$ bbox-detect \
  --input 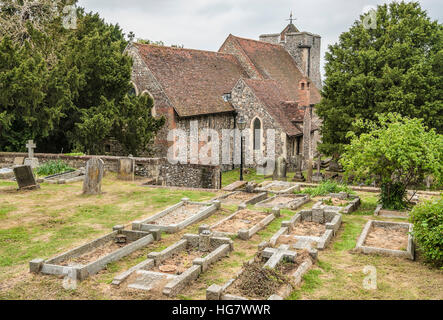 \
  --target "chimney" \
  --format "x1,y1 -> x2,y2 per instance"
297,78 -> 311,107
